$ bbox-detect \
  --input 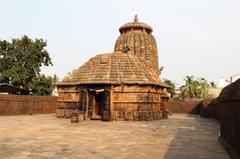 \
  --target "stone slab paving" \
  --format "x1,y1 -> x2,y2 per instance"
0,114 -> 230,159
